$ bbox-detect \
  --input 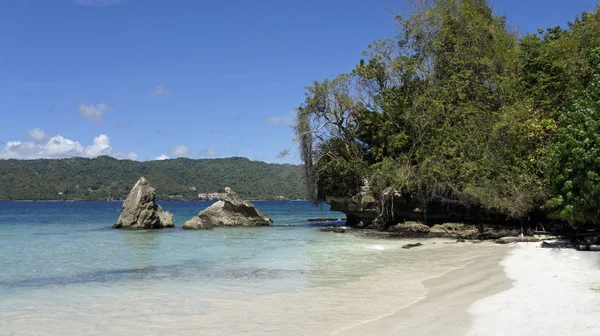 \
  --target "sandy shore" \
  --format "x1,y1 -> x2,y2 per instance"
338,242 -> 600,336
468,243 -> 600,336
336,247 -> 510,336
